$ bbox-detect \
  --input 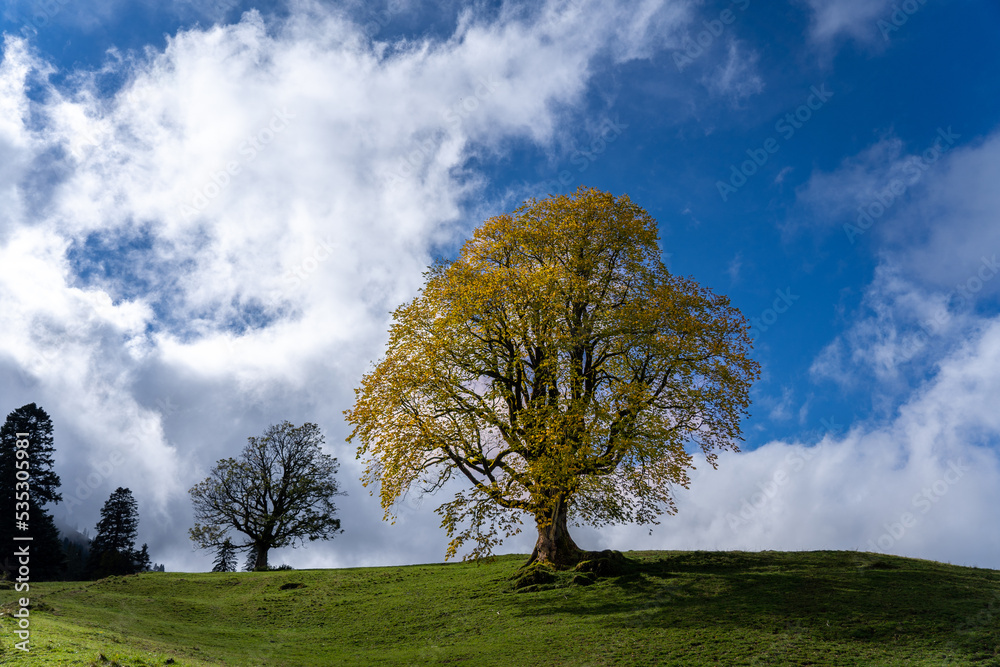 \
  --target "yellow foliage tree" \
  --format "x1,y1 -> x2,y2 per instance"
346,187 -> 759,568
